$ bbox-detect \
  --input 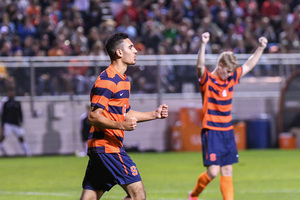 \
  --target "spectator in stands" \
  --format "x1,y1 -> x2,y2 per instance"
0,41 -> 12,57
0,0 -> 300,95
22,35 -> 34,56
11,35 -> 22,55
261,0 -> 282,24
117,14 -> 137,39
0,62 -> 9,95
2,12 -> 16,34
109,0 -> 124,17
210,0 -> 227,23
255,16 -> 277,43
98,19 -> 116,42
71,26 -> 88,51
279,24 -> 300,53
26,0 -> 41,26
190,0 -> 210,30
0,26 -> 11,47
89,40 -> 106,57
84,1 -> 103,33
115,0 -> 138,26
